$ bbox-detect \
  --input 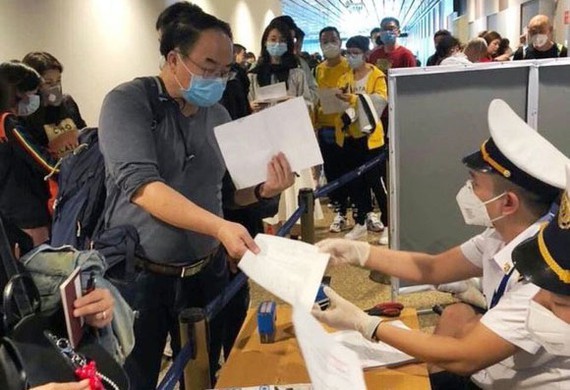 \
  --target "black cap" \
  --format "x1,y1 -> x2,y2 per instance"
513,191 -> 570,296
